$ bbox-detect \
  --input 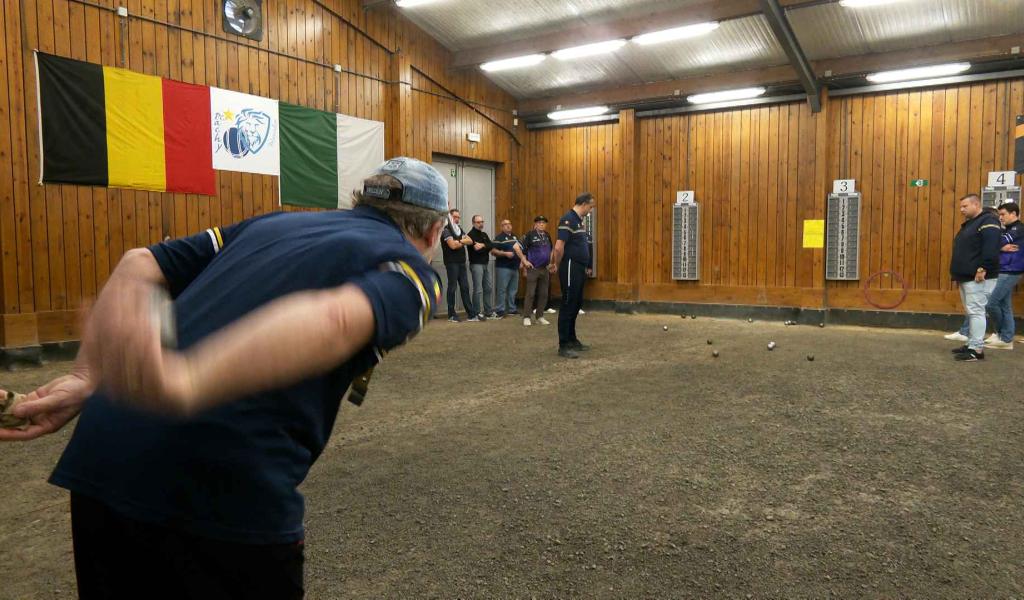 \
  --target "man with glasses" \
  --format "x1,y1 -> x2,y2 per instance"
467,215 -> 498,320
